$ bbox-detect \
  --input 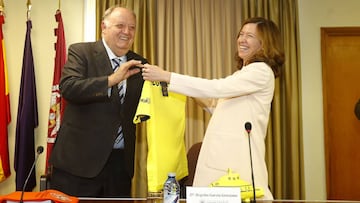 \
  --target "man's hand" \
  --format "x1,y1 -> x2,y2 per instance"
108,60 -> 142,87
